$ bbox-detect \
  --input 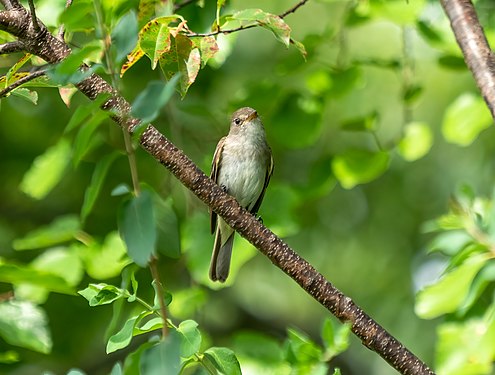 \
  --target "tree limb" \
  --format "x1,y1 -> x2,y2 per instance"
440,0 -> 495,120
0,70 -> 45,98
0,3 -> 435,375
0,40 -> 23,54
